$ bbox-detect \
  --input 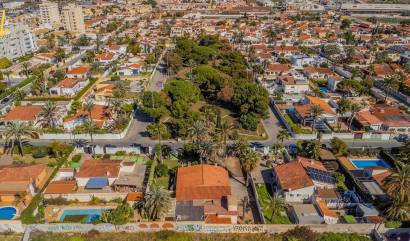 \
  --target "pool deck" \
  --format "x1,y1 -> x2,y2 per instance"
337,157 -> 356,171
45,205 -> 117,223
